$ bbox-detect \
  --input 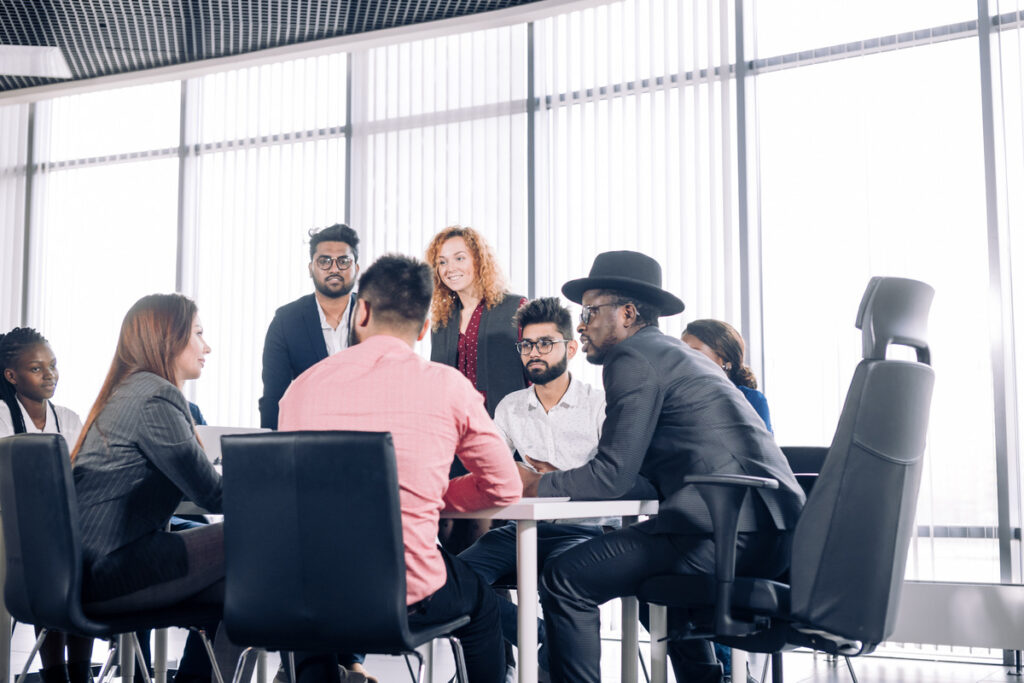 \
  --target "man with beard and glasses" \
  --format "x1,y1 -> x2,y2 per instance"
259,224 -> 361,430
459,297 -> 611,678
